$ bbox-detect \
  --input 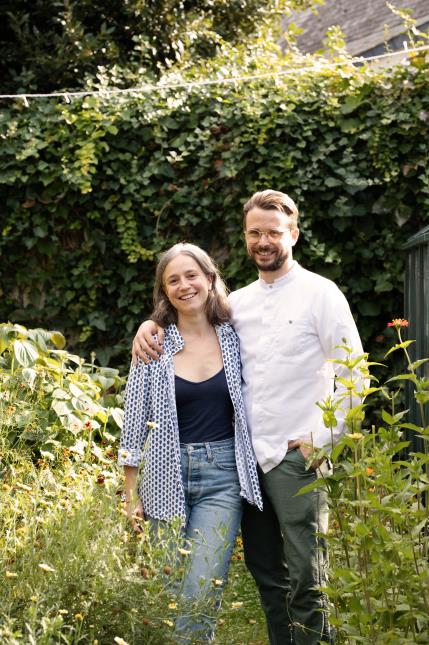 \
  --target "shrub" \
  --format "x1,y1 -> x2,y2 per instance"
1,51 -> 429,366
0,322 -> 125,464
302,320 -> 429,643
